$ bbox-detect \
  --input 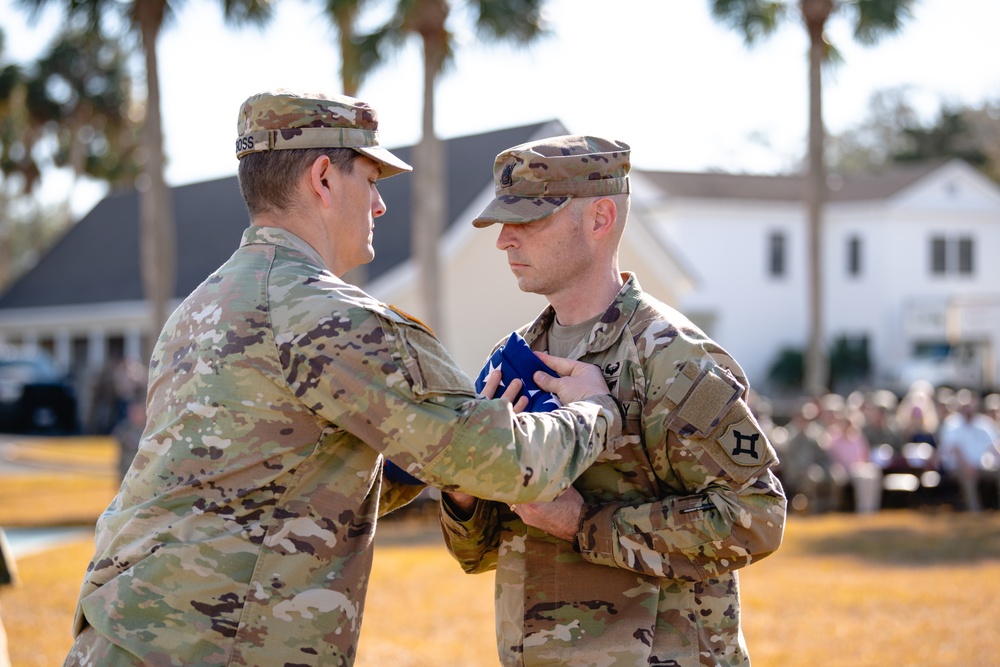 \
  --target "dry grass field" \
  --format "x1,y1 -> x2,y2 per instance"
2,438 -> 999,667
